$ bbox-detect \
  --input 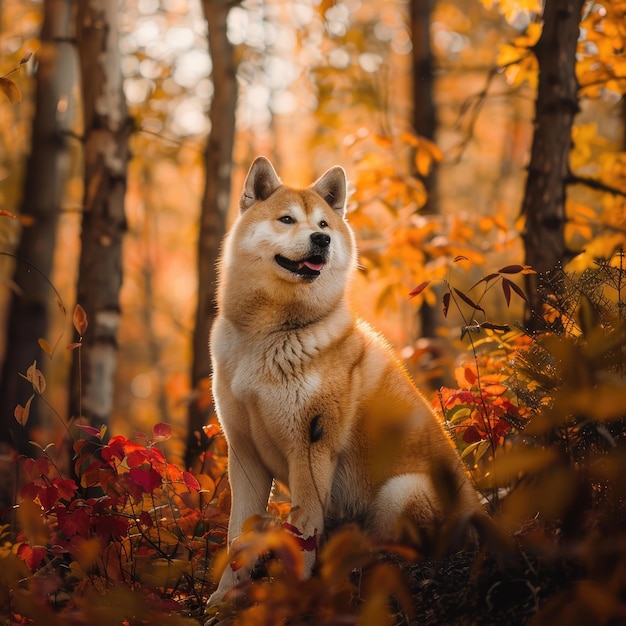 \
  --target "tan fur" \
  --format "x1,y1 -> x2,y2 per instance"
208,157 -> 481,605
